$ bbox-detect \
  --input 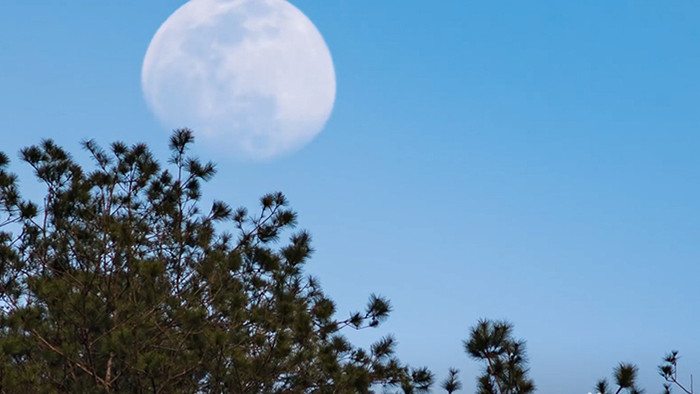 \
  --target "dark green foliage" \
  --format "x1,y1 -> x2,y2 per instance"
614,364 -> 640,393
659,351 -> 693,394
464,320 -> 534,394
595,363 -> 642,394
0,130 -> 429,393
441,368 -> 462,394
595,351 -> 698,394
596,379 -> 612,394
